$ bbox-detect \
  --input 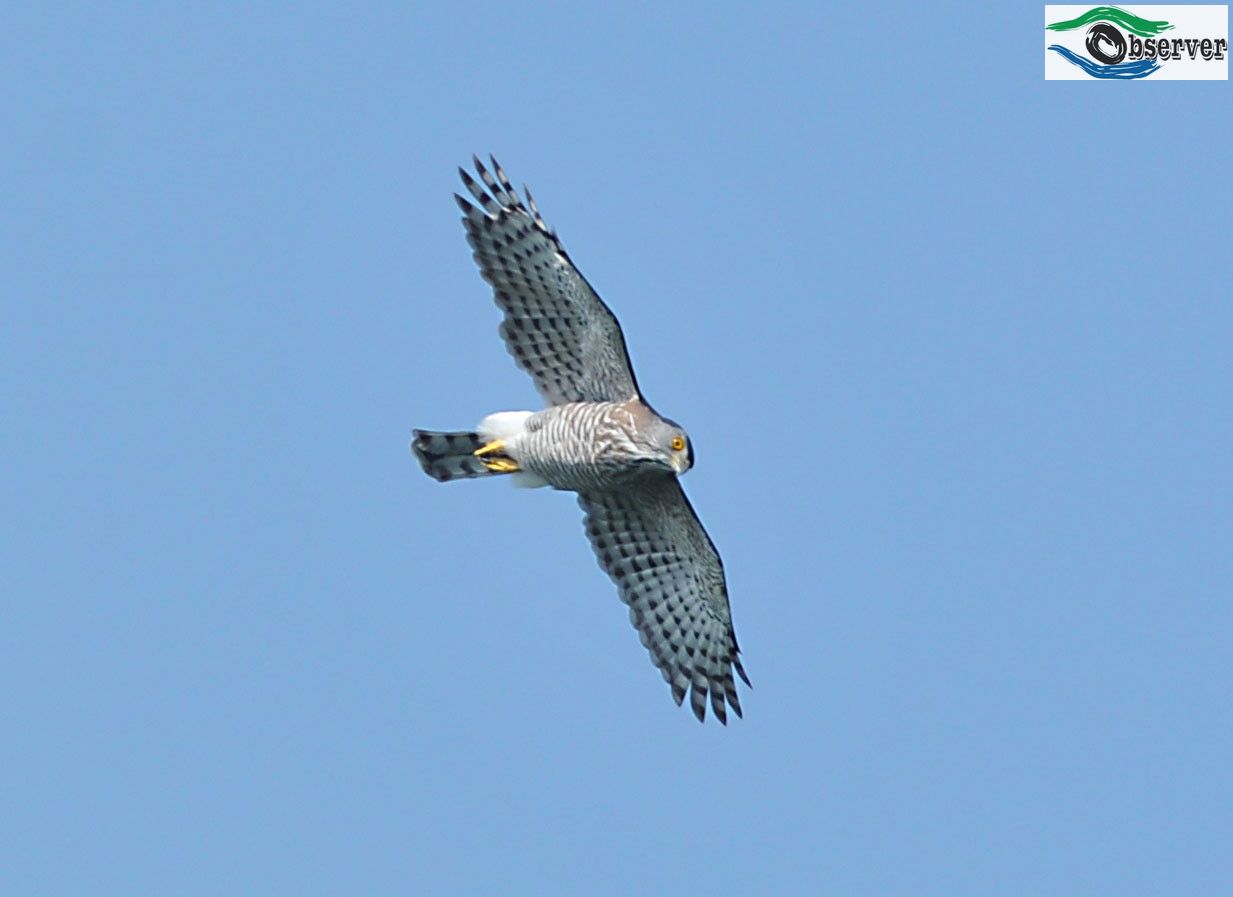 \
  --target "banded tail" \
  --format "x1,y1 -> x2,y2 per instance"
411,430 -> 509,482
